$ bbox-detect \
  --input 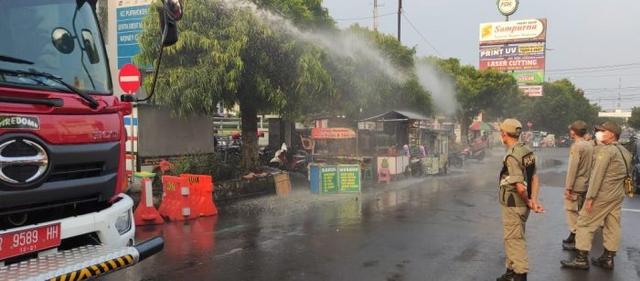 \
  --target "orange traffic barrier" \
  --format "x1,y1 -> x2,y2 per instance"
133,175 -> 164,226
159,176 -> 197,221
181,174 -> 218,217
378,168 -> 391,184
